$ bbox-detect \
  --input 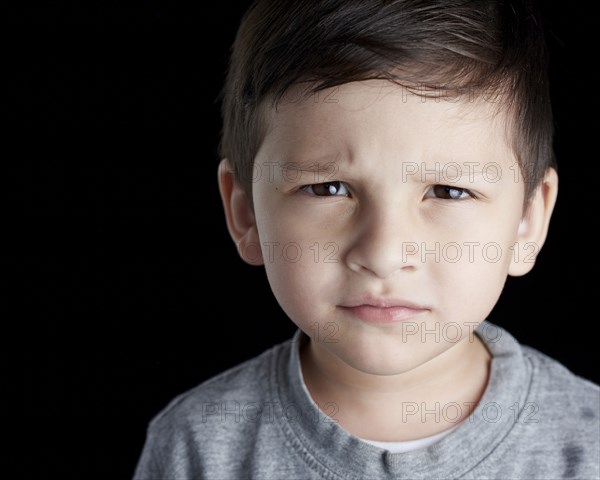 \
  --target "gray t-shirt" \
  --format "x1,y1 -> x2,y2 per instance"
133,322 -> 600,479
